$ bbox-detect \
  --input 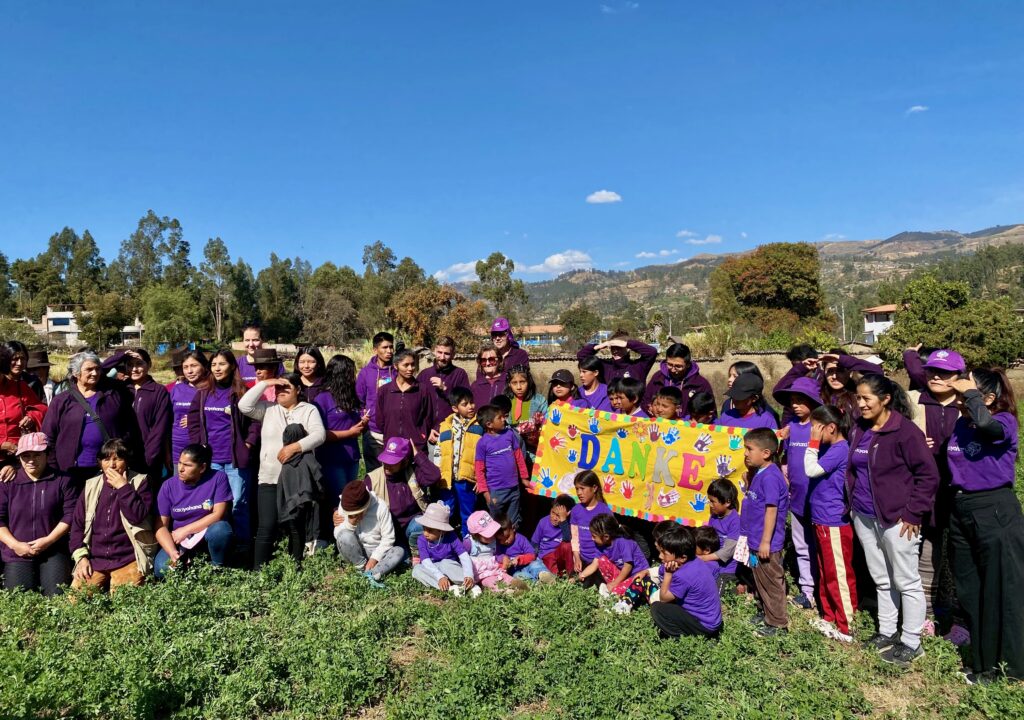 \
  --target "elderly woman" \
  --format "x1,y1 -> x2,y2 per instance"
70,438 -> 155,593
0,433 -> 78,595
470,344 -> 506,409
239,373 -> 326,568
42,351 -> 140,486
1,346 -> 47,476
